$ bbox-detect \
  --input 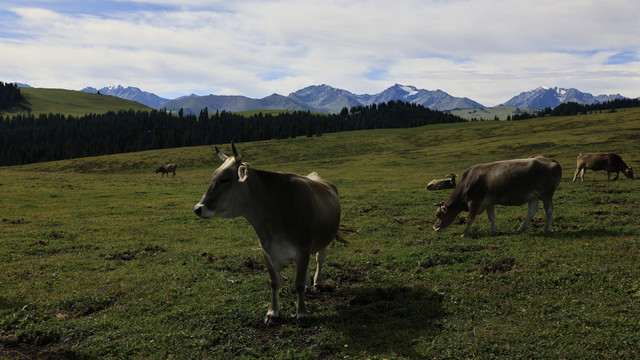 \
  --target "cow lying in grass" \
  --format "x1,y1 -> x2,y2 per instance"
426,173 -> 457,190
